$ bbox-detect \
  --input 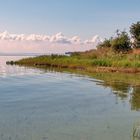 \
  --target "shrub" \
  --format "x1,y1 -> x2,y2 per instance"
111,31 -> 131,53
97,39 -> 111,49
